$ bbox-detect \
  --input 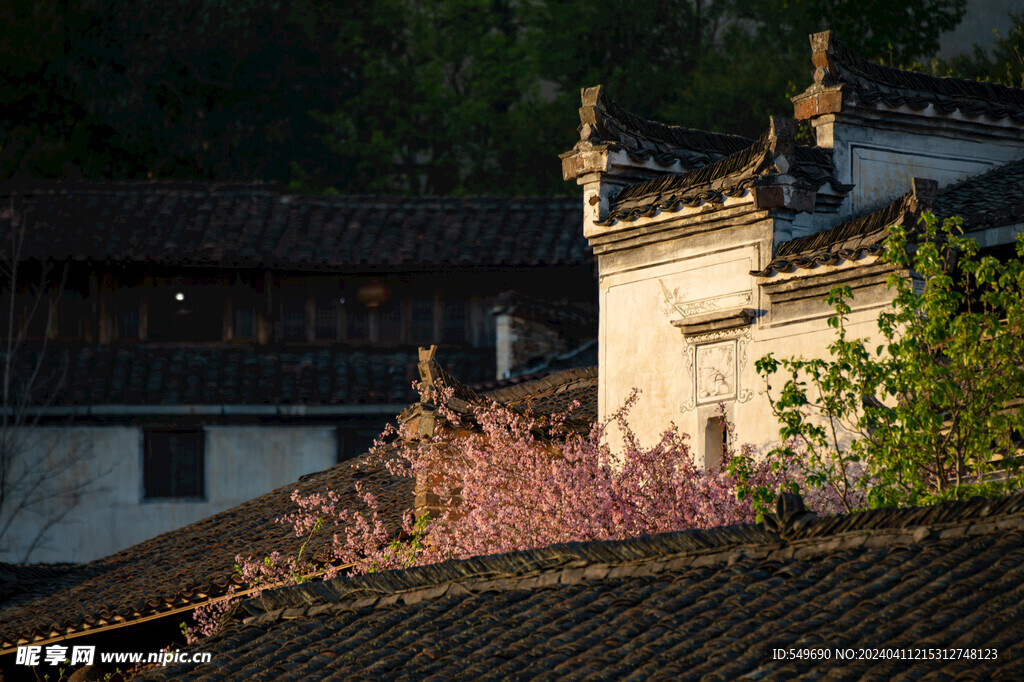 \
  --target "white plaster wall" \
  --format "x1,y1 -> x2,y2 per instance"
827,123 -> 1024,217
598,217 -> 768,450
738,304 -> 889,457
0,425 -> 336,563
596,210 -> 894,460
